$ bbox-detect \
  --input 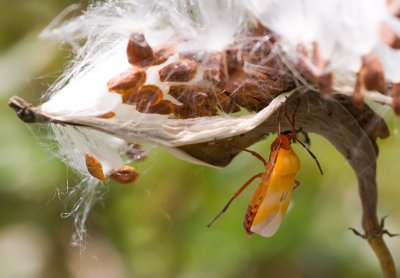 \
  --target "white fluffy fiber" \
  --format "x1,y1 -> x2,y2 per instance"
40,0 -> 399,177
40,0 -> 252,178
37,0 -> 399,242
247,0 -> 400,86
